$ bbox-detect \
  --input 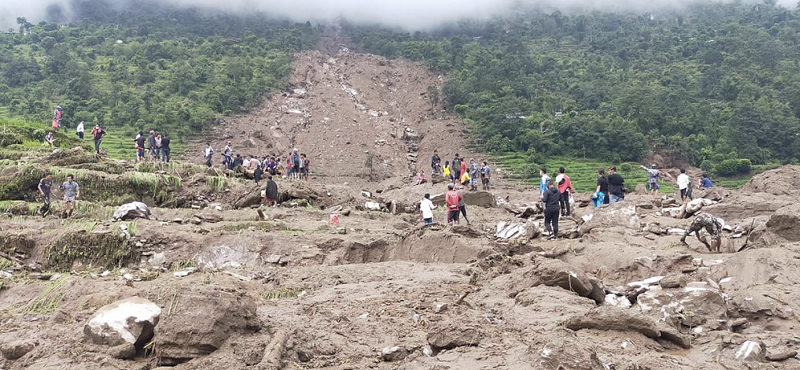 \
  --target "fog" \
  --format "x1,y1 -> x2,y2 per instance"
1,0 -> 795,31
